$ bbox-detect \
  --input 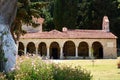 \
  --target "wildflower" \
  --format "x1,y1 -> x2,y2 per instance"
16,65 -> 20,70
32,62 -> 34,66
